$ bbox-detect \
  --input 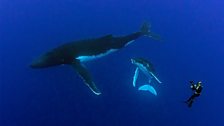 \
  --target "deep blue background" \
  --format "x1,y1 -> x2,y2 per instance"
1,0 -> 224,126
